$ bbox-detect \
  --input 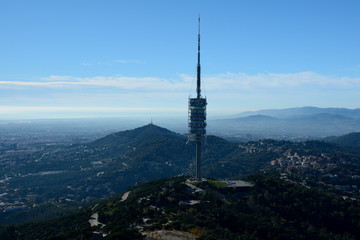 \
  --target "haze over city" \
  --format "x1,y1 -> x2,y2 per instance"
1,0 -> 360,119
